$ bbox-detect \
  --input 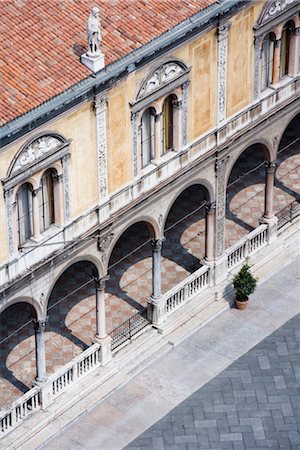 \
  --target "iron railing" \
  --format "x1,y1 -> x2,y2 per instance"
277,199 -> 300,229
109,309 -> 149,351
